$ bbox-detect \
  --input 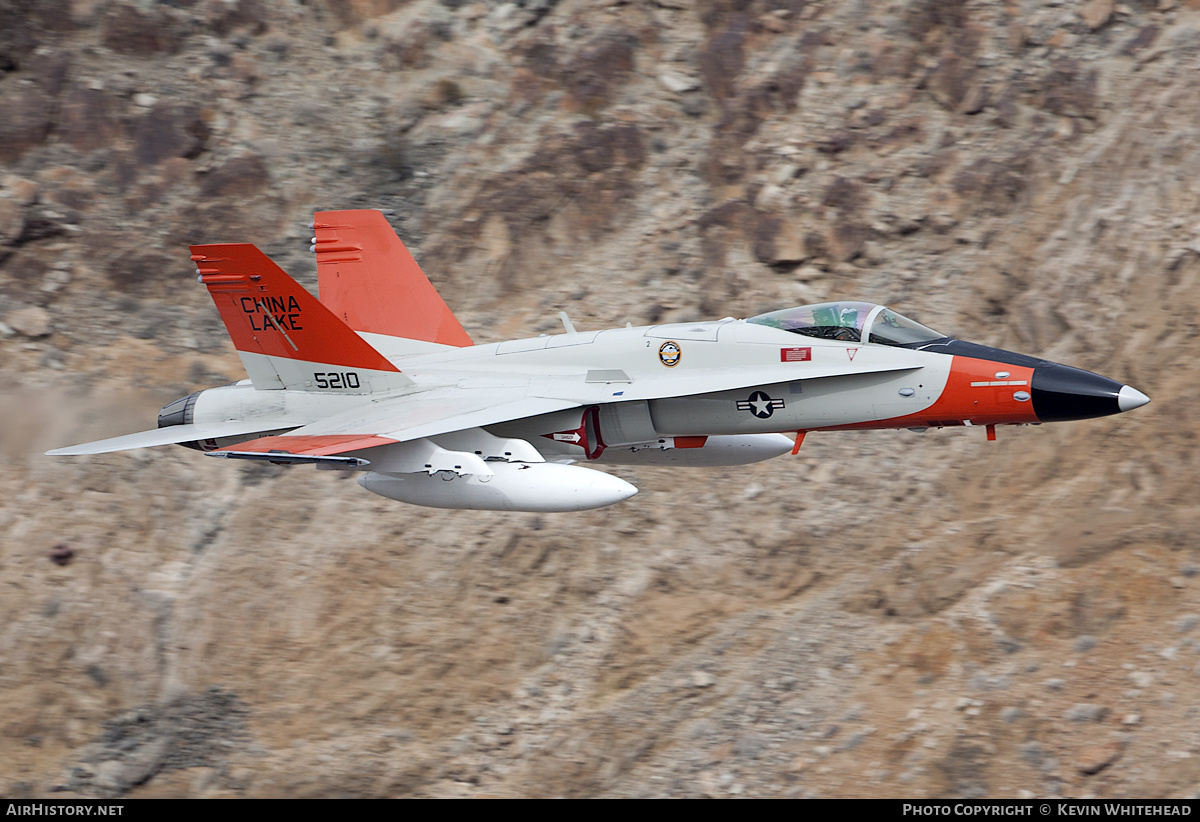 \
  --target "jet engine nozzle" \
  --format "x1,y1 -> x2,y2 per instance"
157,391 -> 201,428
157,390 -> 206,450
1031,364 -> 1149,422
